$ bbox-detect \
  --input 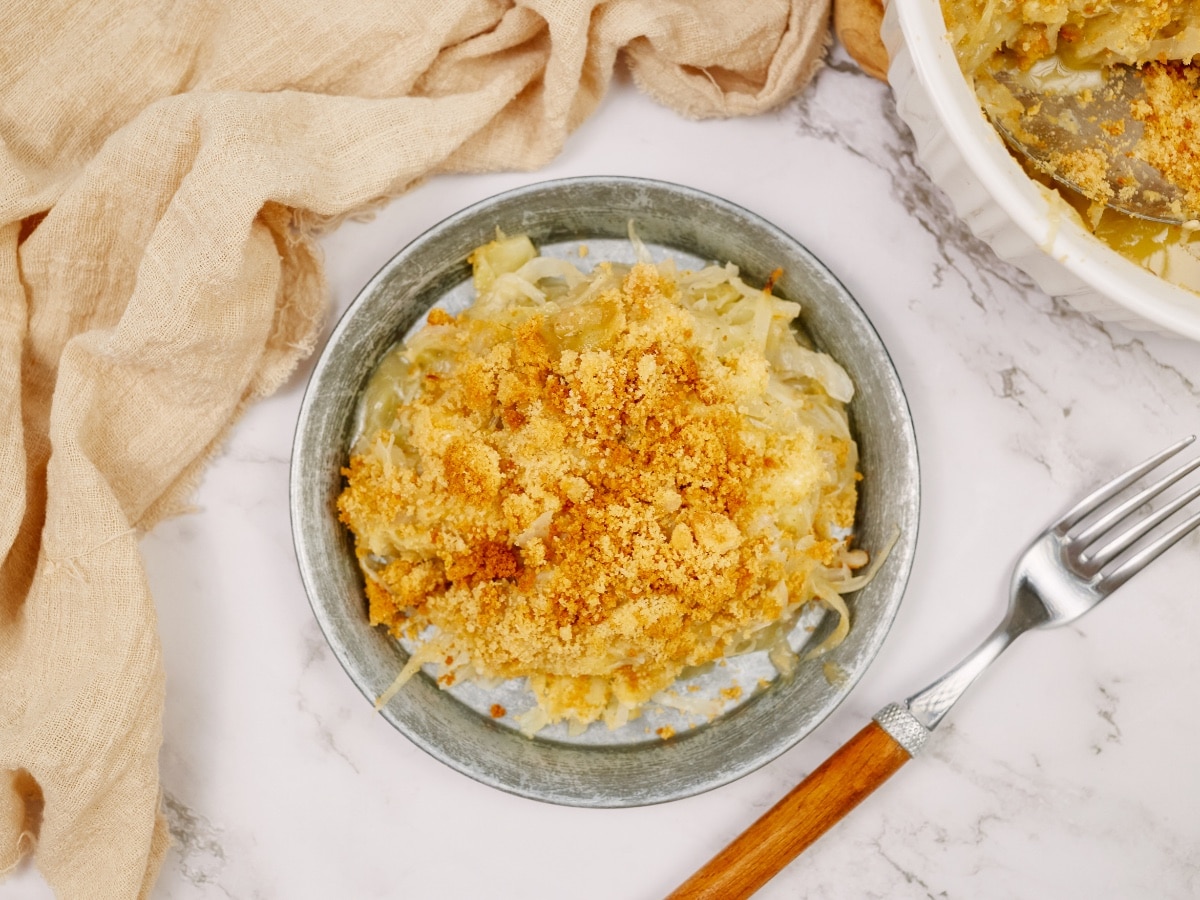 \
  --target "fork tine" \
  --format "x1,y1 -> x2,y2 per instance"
1099,508 -> 1200,593
1072,454 -> 1200,547
1053,435 -> 1196,532
1086,481 -> 1200,569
